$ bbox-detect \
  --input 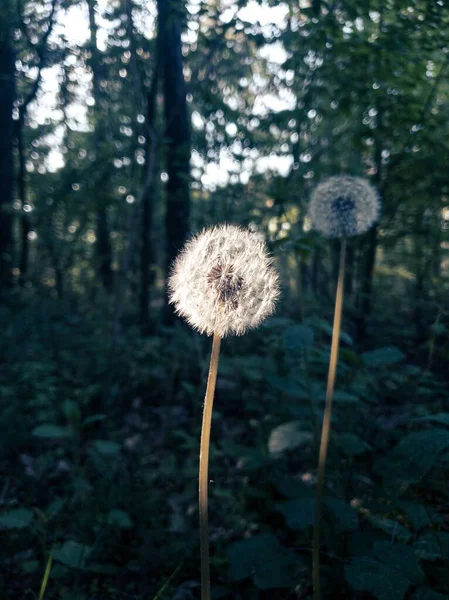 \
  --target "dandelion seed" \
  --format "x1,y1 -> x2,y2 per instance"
309,175 -> 380,238
168,224 -> 280,337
